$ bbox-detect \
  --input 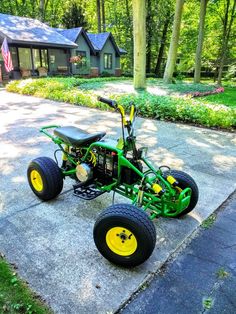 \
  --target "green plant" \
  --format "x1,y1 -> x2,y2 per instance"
0,255 -> 52,314
216,267 -> 230,279
6,78 -> 236,130
203,297 -> 213,310
201,214 -> 217,228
